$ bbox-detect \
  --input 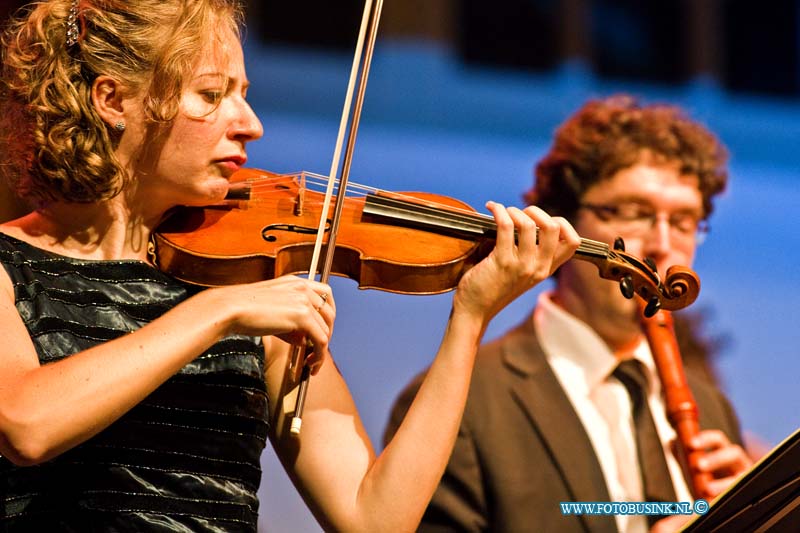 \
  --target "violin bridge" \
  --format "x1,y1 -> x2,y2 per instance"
294,172 -> 306,216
